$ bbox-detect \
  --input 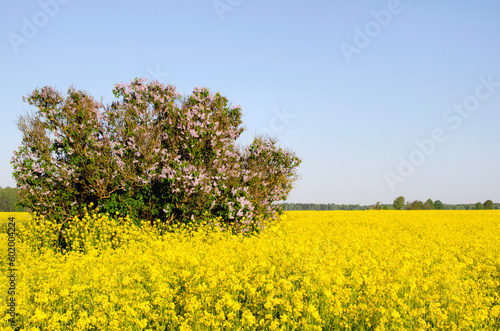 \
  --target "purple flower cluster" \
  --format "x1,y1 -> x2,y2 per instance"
12,78 -> 301,232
